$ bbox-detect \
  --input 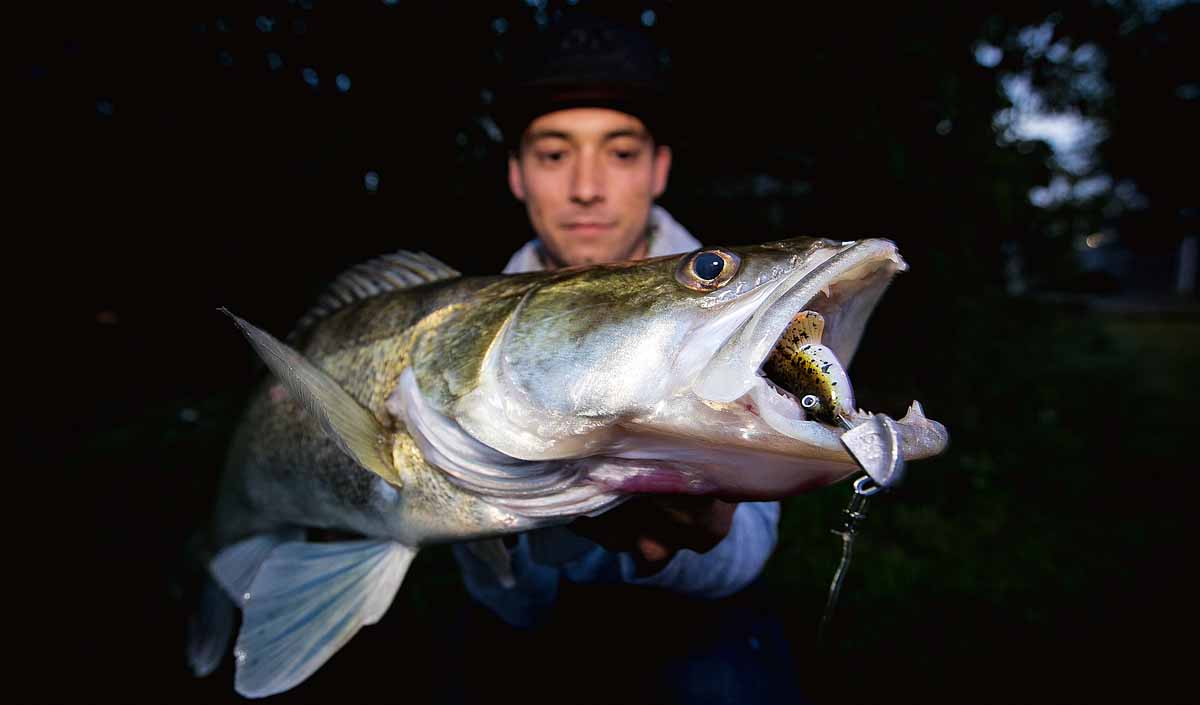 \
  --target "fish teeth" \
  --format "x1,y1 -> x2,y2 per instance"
900,400 -> 927,424
821,285 -> 832,298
